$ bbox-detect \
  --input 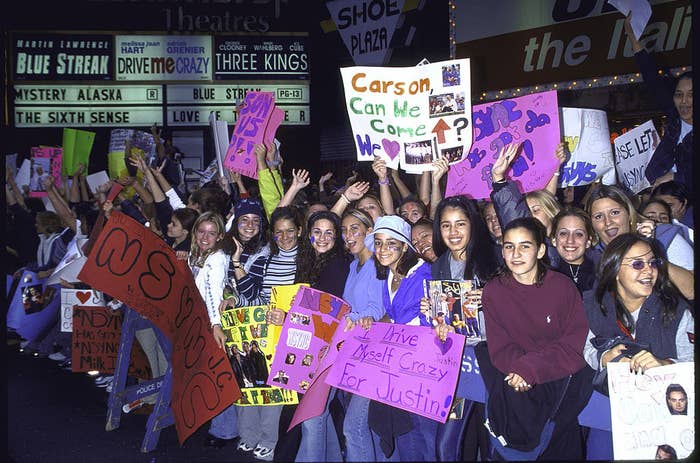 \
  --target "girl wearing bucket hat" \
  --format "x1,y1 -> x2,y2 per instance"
364,214 -> 438,461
